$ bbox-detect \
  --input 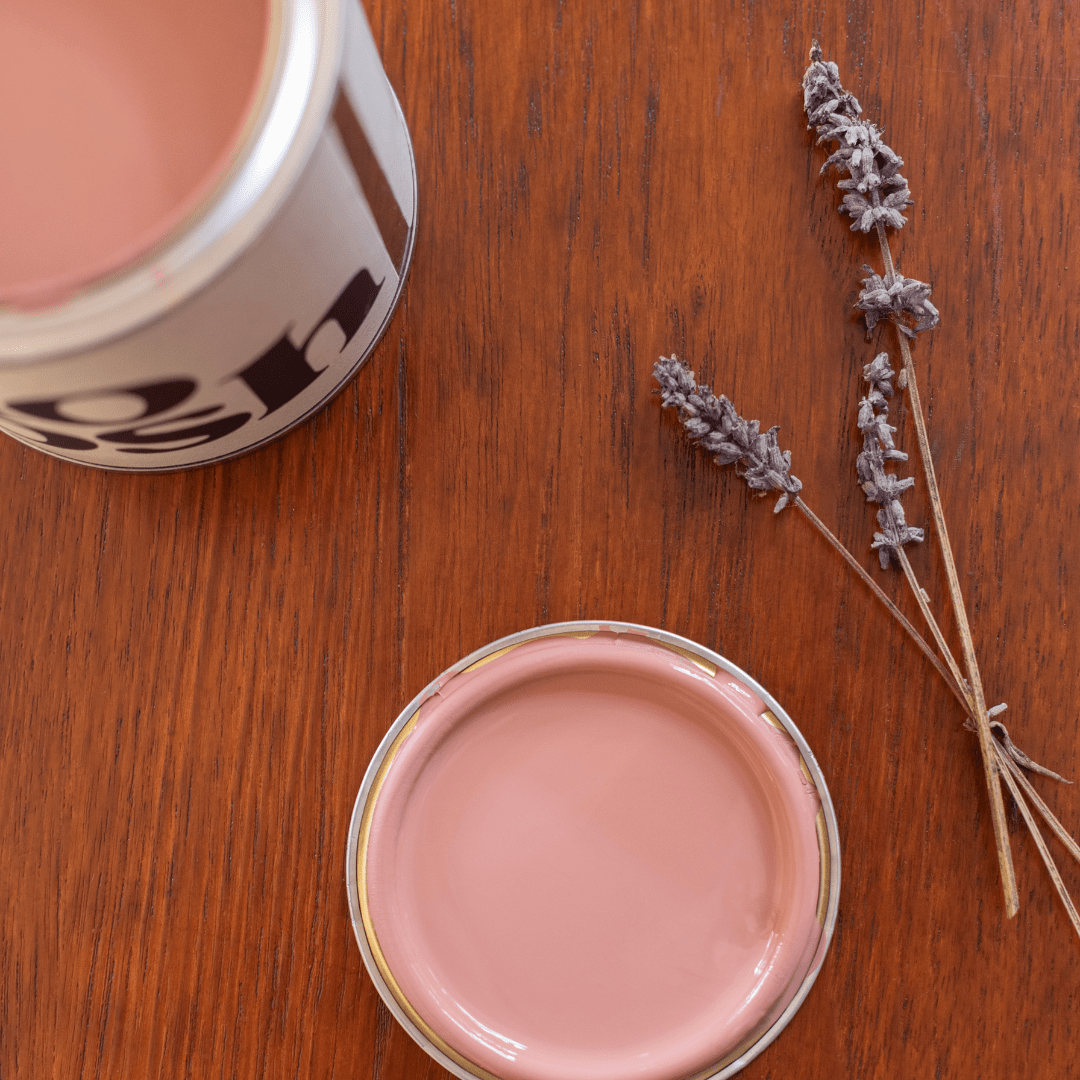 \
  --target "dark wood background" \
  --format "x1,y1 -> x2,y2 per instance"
2,1 -> 1078,1077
